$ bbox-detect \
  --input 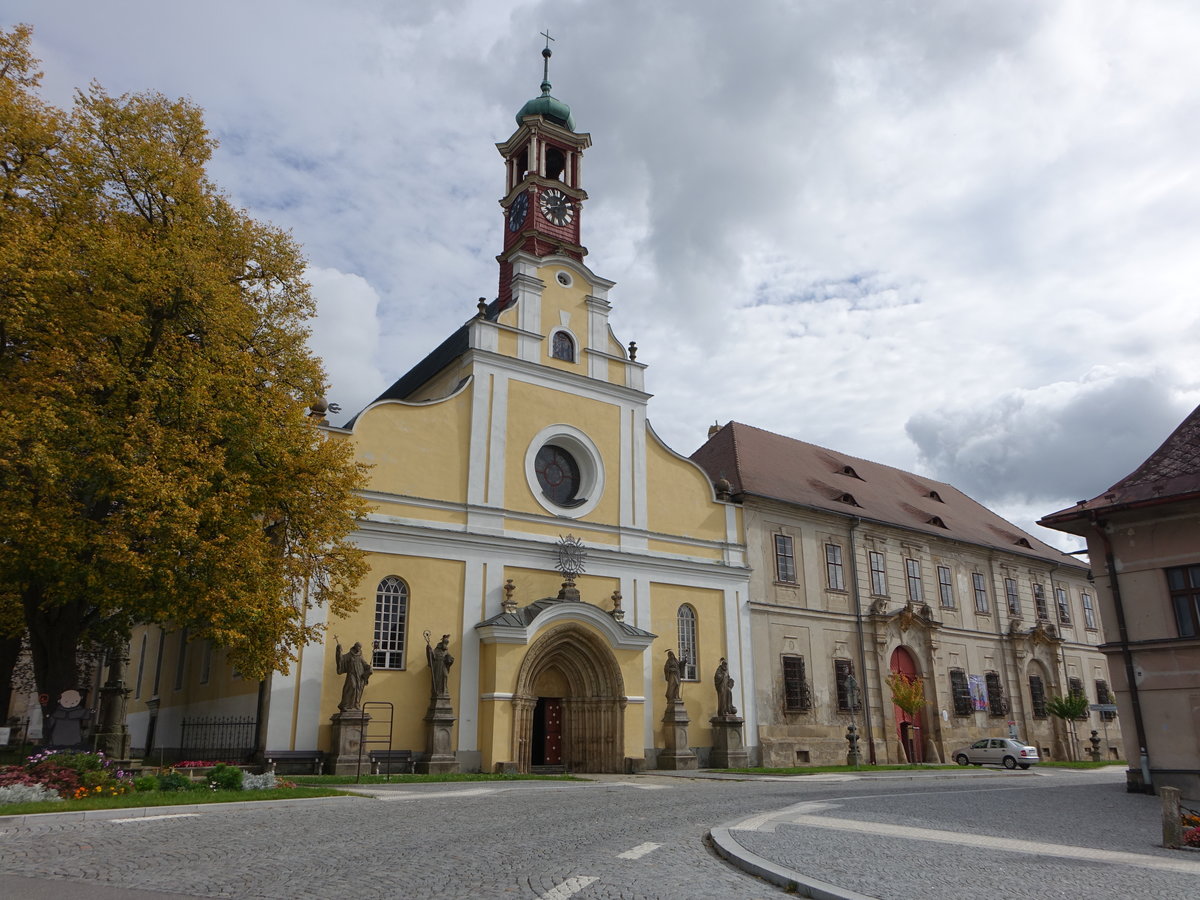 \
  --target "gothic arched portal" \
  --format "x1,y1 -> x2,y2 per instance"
511,623 -> 627,773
